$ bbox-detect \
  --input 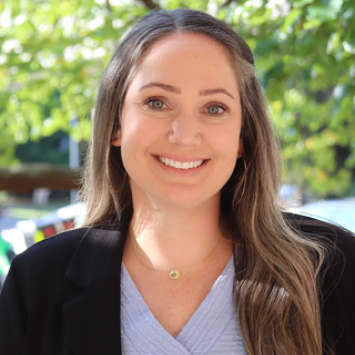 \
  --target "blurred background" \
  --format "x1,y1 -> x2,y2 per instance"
0,0 -> 355,286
